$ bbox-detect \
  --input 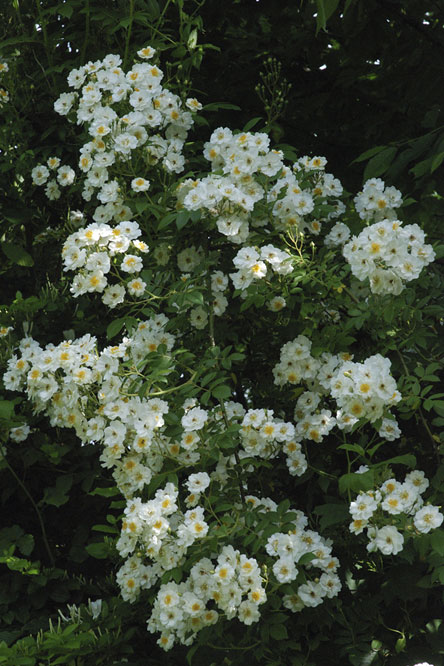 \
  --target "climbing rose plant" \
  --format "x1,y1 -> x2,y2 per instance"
2,47 -> 443,660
